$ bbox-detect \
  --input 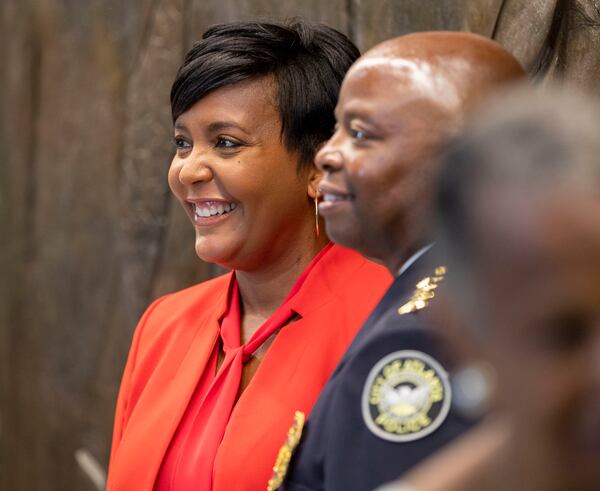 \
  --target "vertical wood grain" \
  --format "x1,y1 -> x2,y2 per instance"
1,1 -> 597,489
350,0 -> 462,51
